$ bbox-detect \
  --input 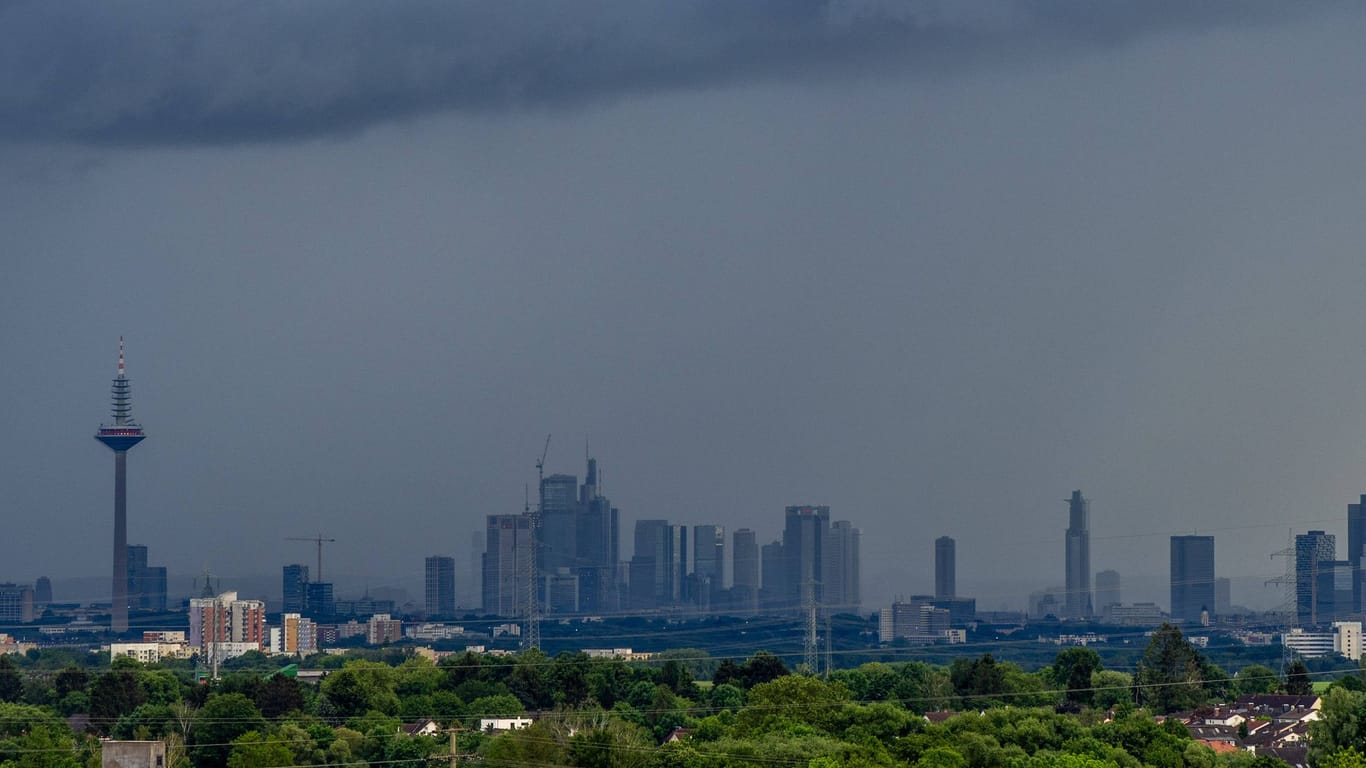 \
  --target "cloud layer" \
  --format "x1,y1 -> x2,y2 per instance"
0,0 -> 1306,146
